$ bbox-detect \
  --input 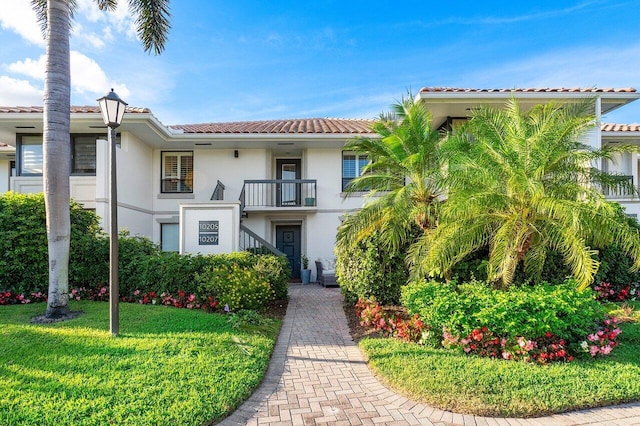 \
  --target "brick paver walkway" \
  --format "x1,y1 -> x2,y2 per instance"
219,284 -> 640,426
